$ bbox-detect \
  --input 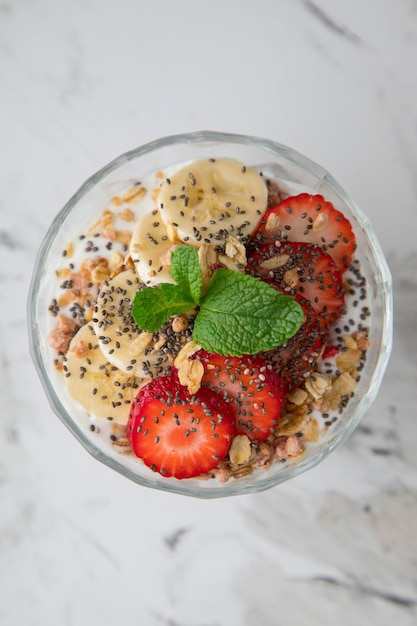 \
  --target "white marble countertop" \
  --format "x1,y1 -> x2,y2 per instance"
1,1 -> 416,624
